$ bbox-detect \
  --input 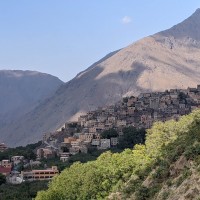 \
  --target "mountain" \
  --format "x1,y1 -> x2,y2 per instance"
0,70 -> 63,143
2,9 -> 200,147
